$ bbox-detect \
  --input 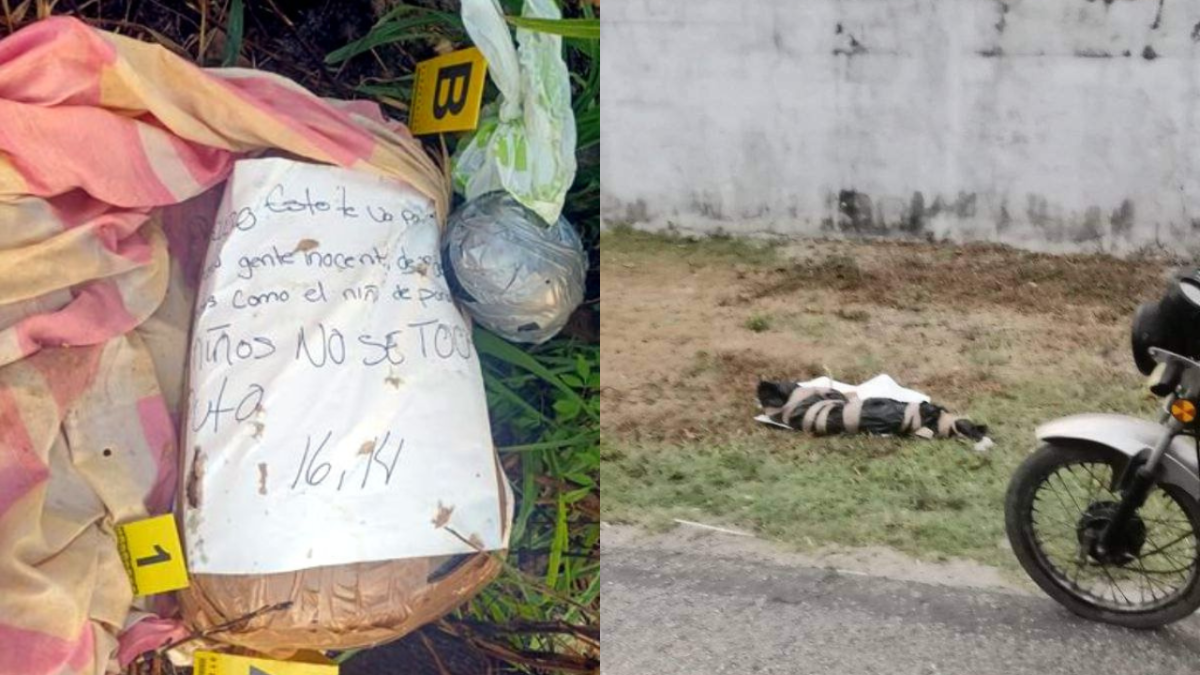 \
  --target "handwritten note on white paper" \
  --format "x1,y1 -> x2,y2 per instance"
182,158 -> 508,575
